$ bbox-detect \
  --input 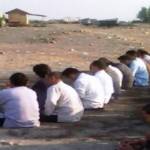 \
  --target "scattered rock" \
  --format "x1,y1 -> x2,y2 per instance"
80,30 -> 86,33
49,40 -> 56,44
62,31 -> 70,35
97,36 -> 101,39
145,32 -> 149,35
89,43 -> 94,46
123,38 -> 128,41
58,62 -> 62,65
69,38 -> 73,41
15,50 -> 20,53
83,52 -> 89,56
107,36 -> 112,40
0,51 -> 4,55
70,48 -> 76,52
